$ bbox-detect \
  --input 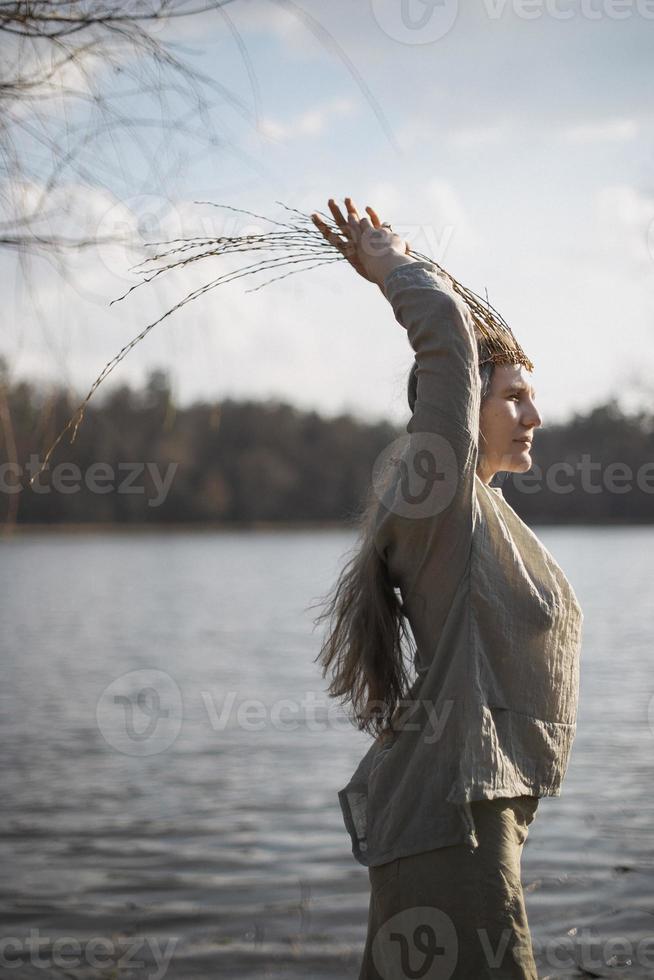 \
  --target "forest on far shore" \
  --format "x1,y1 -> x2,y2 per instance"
2,361 -> 654,526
